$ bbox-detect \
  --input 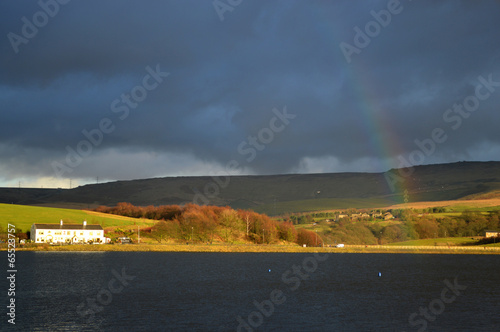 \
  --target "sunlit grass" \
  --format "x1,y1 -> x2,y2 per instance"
0,203 -> 155,232
13,243 -> 321,253
388,237 -> 478,246
254,197 -> 396,215
9,243 -> 499,254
